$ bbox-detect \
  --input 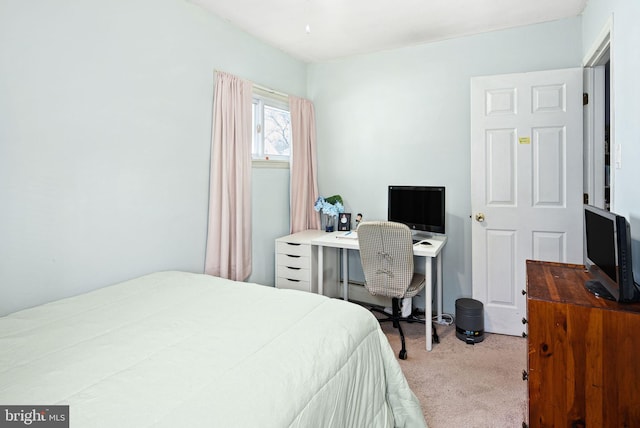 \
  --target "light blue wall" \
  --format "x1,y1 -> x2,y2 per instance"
308,18 -> 583,313
250,166 -> 290,286
5,1 -> 639,318
0,0 -> 304,315
582,0 -> 640,281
